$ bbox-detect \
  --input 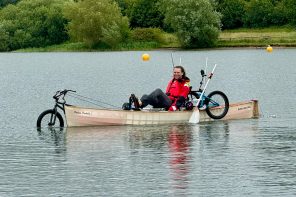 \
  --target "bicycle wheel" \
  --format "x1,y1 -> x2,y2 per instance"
205,91 -> 229,119
36,109 -> 64,128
